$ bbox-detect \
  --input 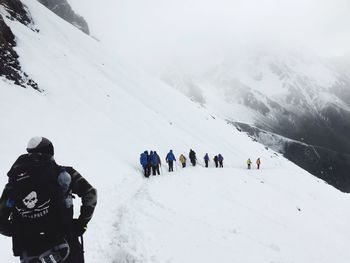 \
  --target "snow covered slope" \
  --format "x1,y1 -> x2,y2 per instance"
112,167 -> 350,263
160,51 -> 350,192
0,1 -> 350,262
69,0 -> 350,192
